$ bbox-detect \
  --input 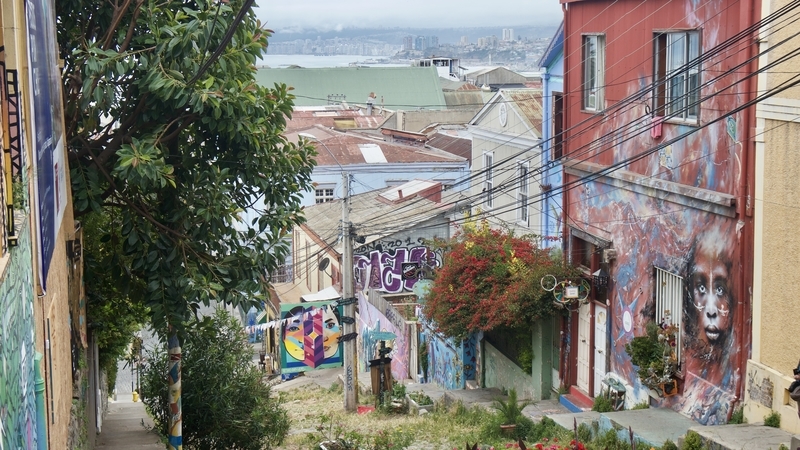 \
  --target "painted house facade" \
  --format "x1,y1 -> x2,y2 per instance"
744,0 -> 800,433
1,0 -> 85,447
469,88 -> 544,237
561,0 -> 758,424
273,181 -> 467,382
538,22 -> 566,250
